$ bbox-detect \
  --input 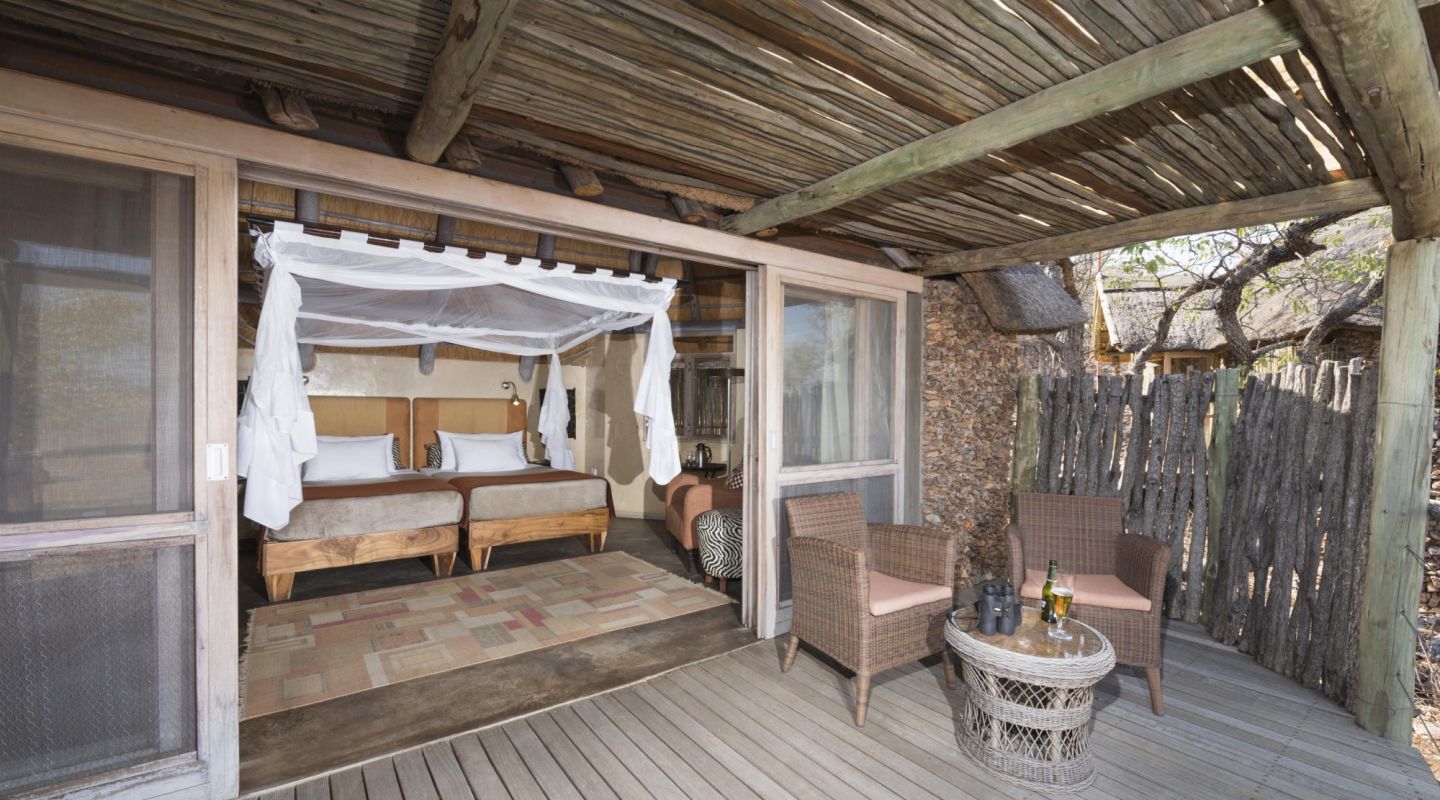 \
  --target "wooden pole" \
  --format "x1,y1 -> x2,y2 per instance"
1201,368 -> 1240,627
721,0 -> 1311,235
443,136 -> 483,171
405,0 -> 521,164
1012,374 -> 1041,512
1292,0 -> 1440,742
921,180 -> 1385,276
560,164 -> 604,197
1354,238 -> 1440,741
